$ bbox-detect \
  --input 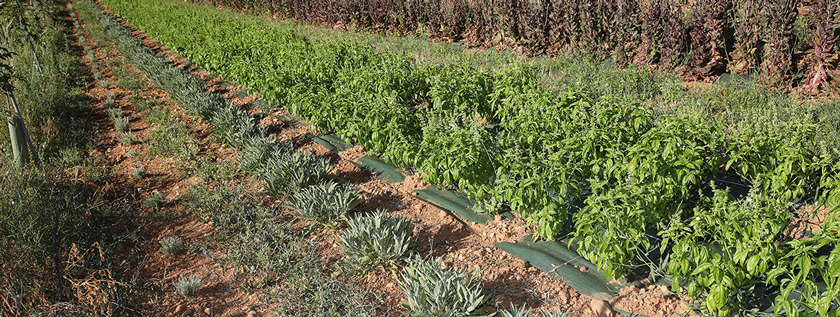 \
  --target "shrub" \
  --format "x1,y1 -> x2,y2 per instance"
261,152 -> 331,200
173,274 -> 201,297
399,256 -> 490,317
126,148 -> 138,158
284,181 -> 360,228
106,91 -> 117,100
237,135 -> 294,172
337,210 -> 414,271
113,116 -> 130,132
501,304 -> 569,317
97,79 -> 110,88
211,105 -> 260,148
117,133 -> 138,145
159,236 -> 184,255
144,190 -> 167,209
107,107 -> 122,119
131,167 -> 146,179
103,99 -> 116,108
